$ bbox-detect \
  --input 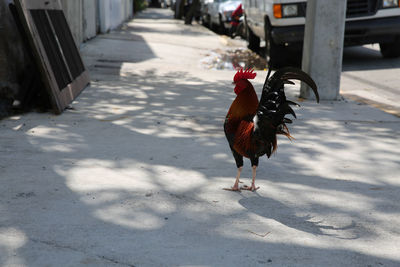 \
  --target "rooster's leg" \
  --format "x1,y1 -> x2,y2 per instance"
242,166 -> 260,191
223,167 -> 243,191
